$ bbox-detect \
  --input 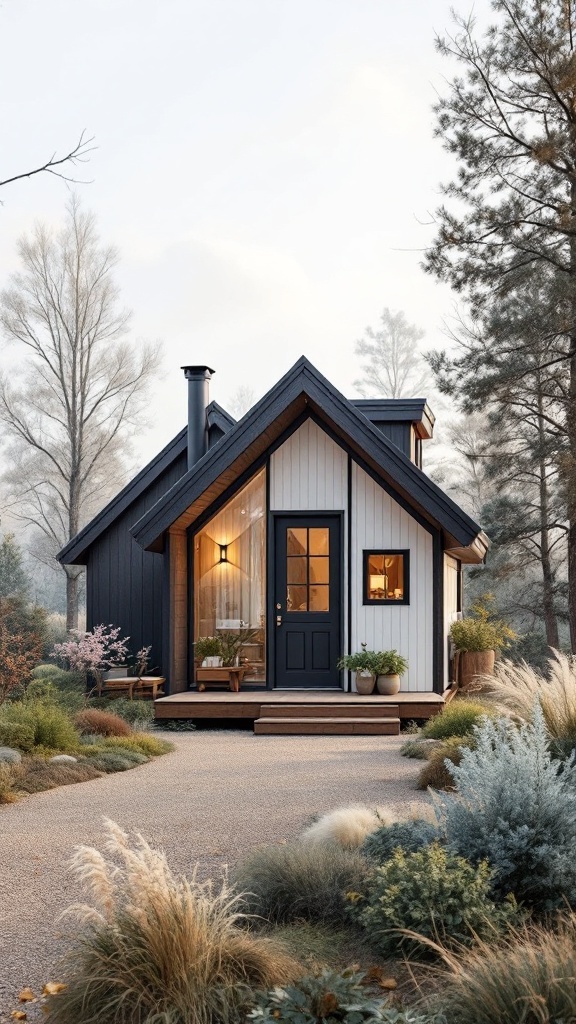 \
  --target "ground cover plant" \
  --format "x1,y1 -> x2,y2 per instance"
234,843 -> 369,926
45,820 -> 301,1024
436,707 -> 576,910
351,843 -> 521,958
